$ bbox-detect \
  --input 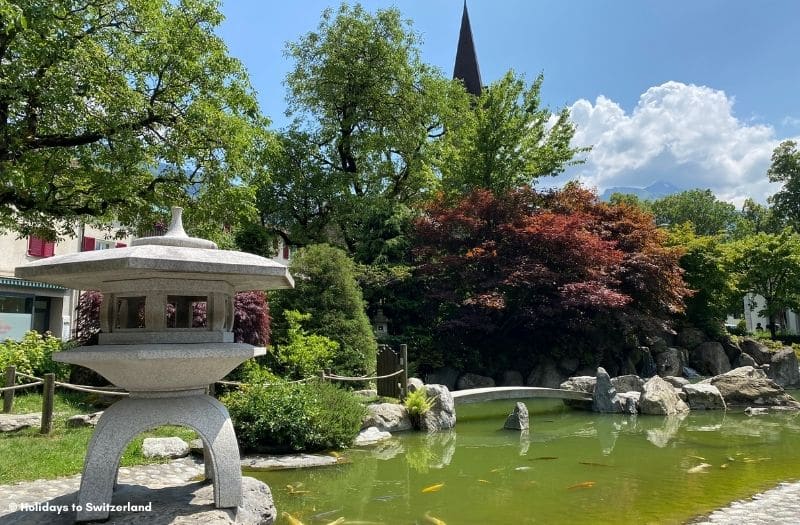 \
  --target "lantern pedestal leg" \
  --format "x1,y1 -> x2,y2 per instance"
75,394 -> 242,522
